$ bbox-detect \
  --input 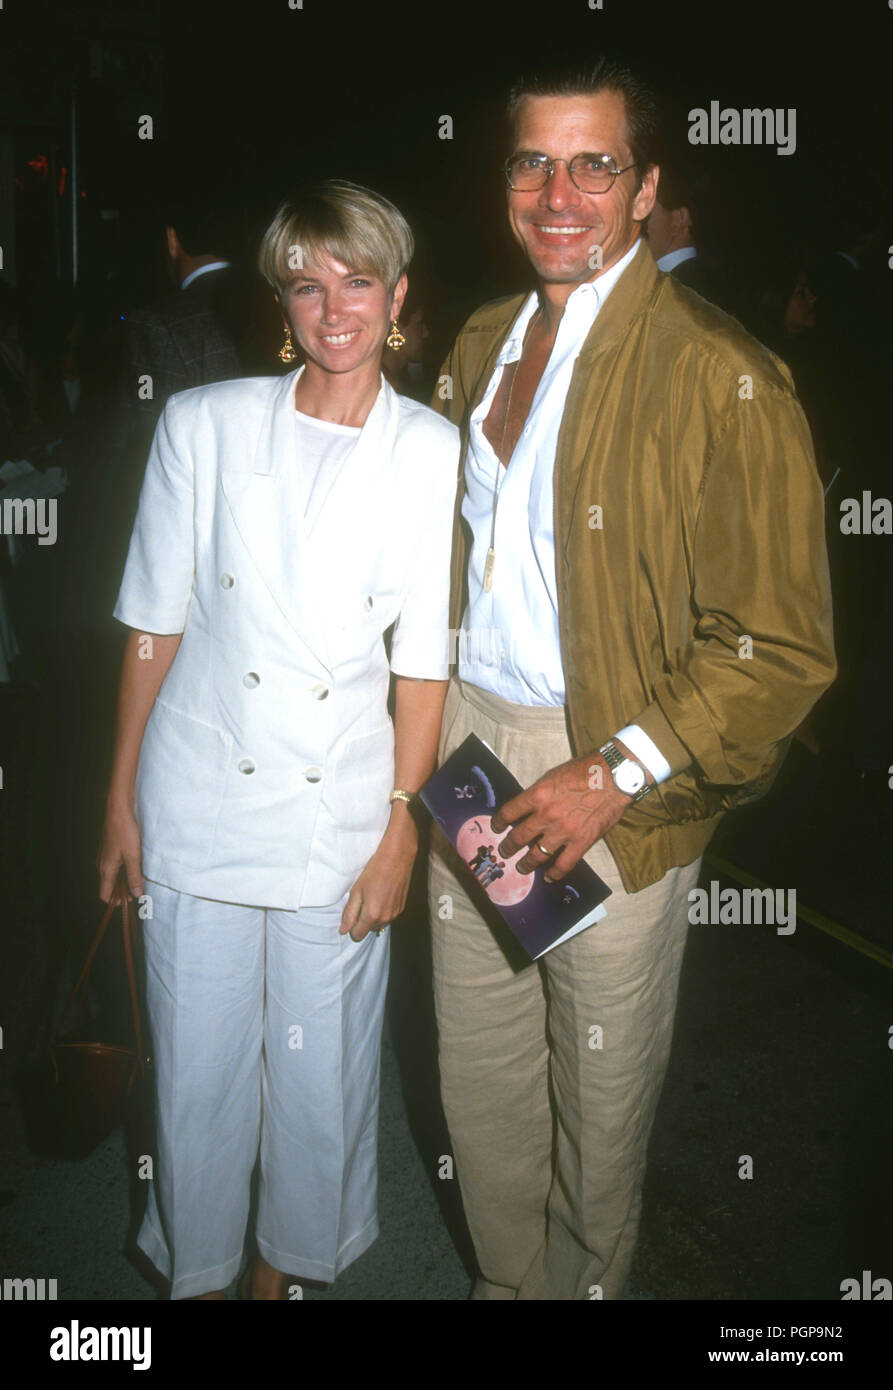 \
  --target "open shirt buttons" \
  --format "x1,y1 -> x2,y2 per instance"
311,684 -> 329,700
243,672 -> 260,688
238,758 -> 256,775
304,767 -> 322,783
220,573 -> 235,589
